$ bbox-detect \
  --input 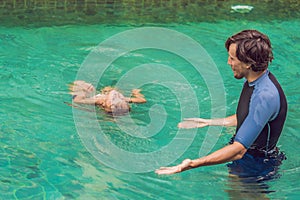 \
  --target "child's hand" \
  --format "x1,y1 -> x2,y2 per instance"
131,89 -> 144,97
69,80 -> 95,93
